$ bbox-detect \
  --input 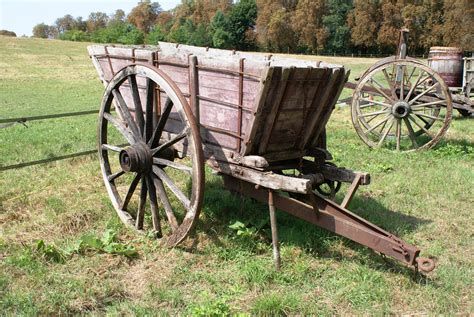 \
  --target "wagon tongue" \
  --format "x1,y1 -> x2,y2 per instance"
222,176 -> 435,273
